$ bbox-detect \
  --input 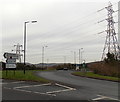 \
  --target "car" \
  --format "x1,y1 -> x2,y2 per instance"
63,68 -> 68,70
56,68 -> 63,70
